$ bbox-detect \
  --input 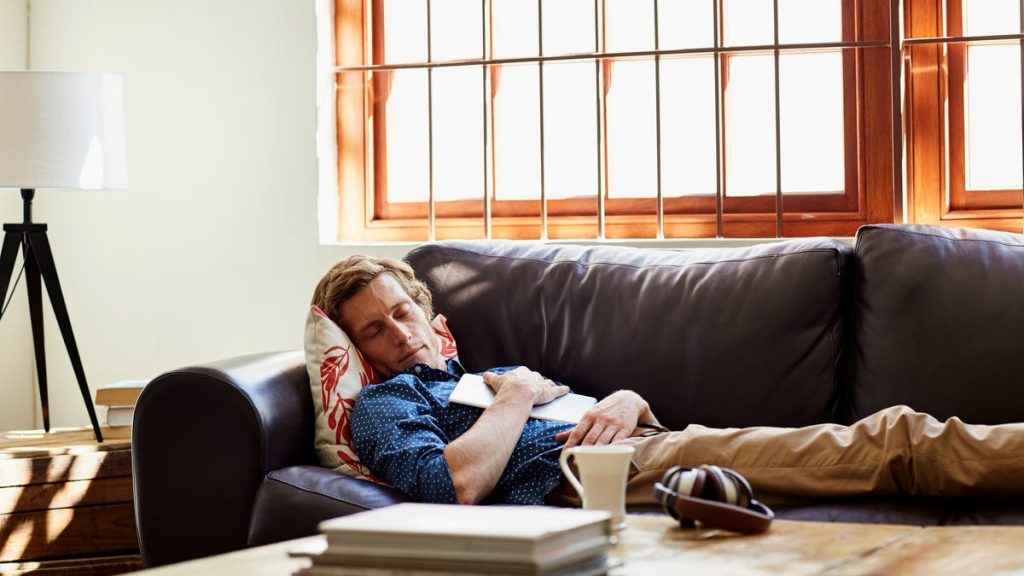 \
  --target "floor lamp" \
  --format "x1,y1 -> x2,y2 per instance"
0,72 -> 128,442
